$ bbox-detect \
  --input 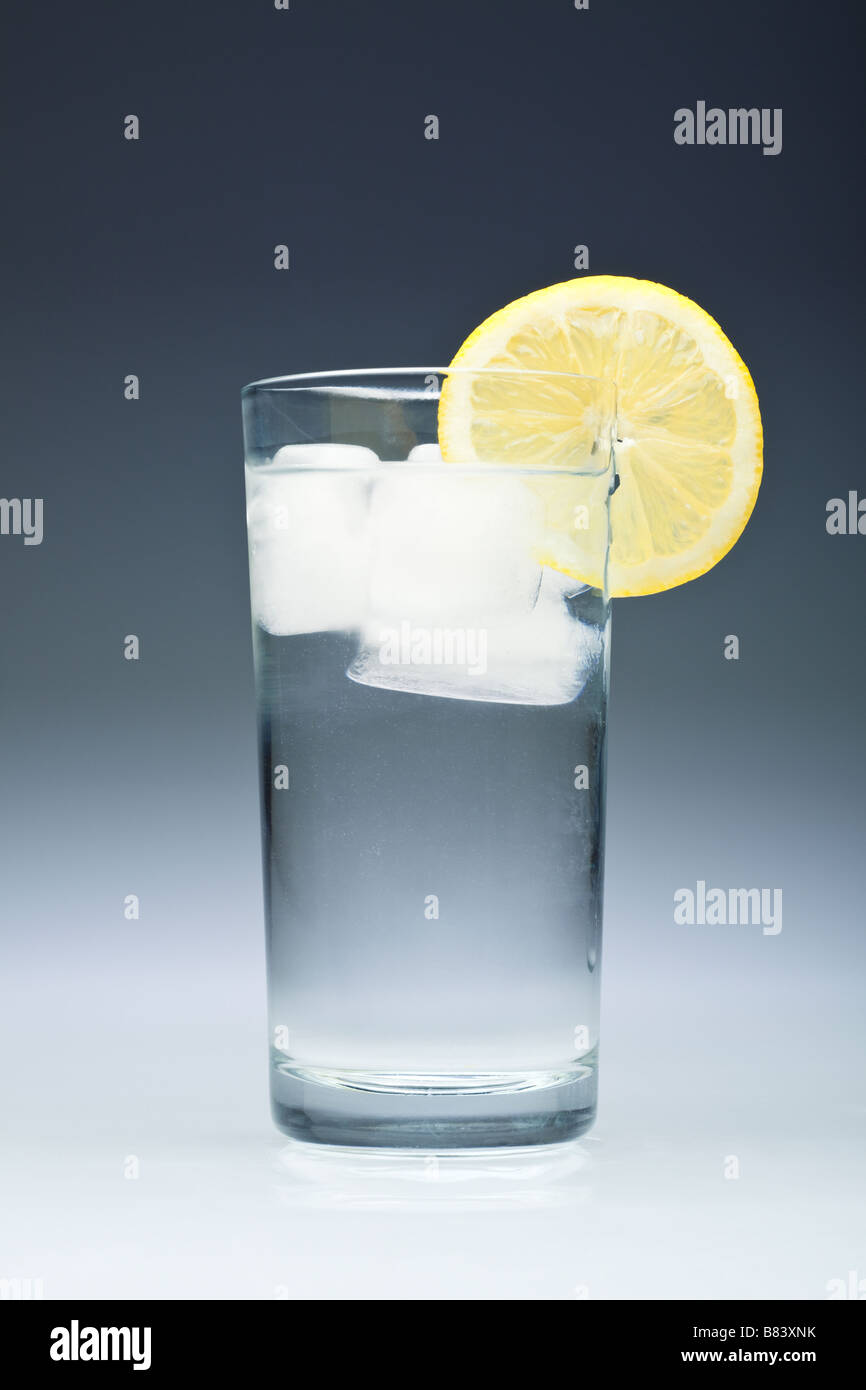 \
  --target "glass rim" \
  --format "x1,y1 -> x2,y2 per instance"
242,365 -> 614,396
